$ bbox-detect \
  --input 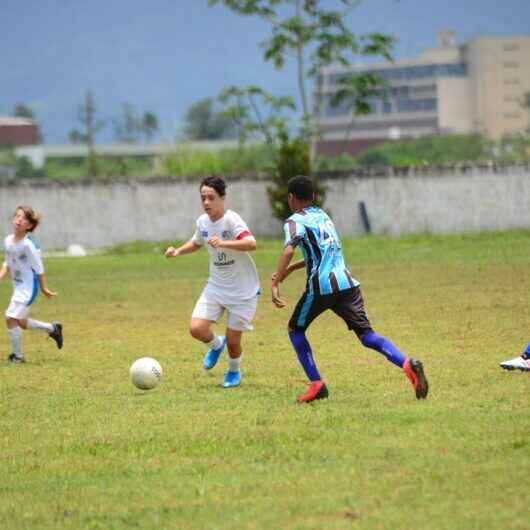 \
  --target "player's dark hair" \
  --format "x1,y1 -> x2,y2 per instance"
287,175 -> 314,201
200,176 -> 226,197
15,205 -> 40,232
